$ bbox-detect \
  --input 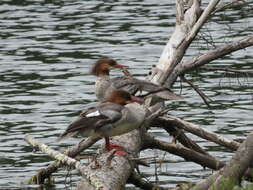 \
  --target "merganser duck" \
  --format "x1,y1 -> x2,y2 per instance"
91,58 -> 181,101
57,90 -> 146,153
